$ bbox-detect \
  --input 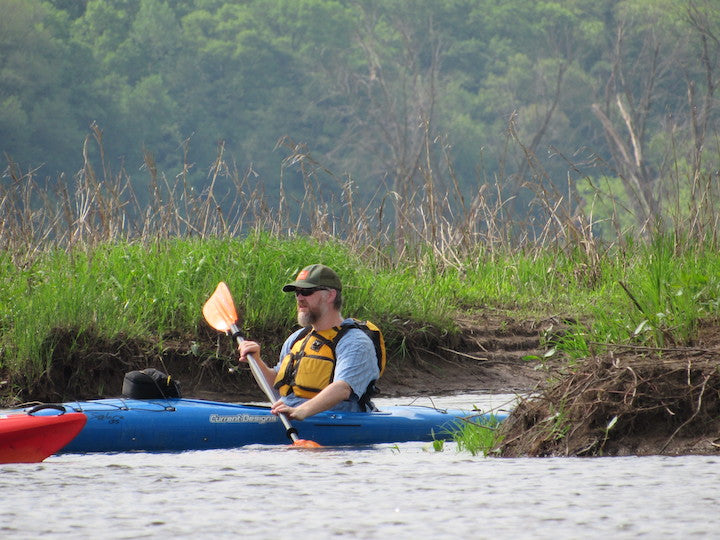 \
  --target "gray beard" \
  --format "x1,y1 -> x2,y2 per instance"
298,310 -> 318,327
